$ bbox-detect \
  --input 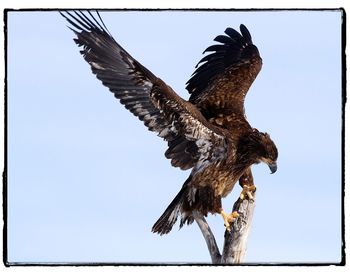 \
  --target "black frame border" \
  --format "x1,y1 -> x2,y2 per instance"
2,7 -> 347,267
